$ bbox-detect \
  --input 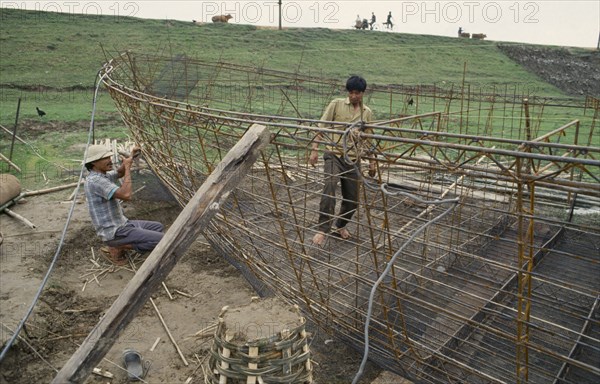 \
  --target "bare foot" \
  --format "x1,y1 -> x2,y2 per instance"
336,227 -> 351,239
312,231 -> 326,246
102,247 -> 128,266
